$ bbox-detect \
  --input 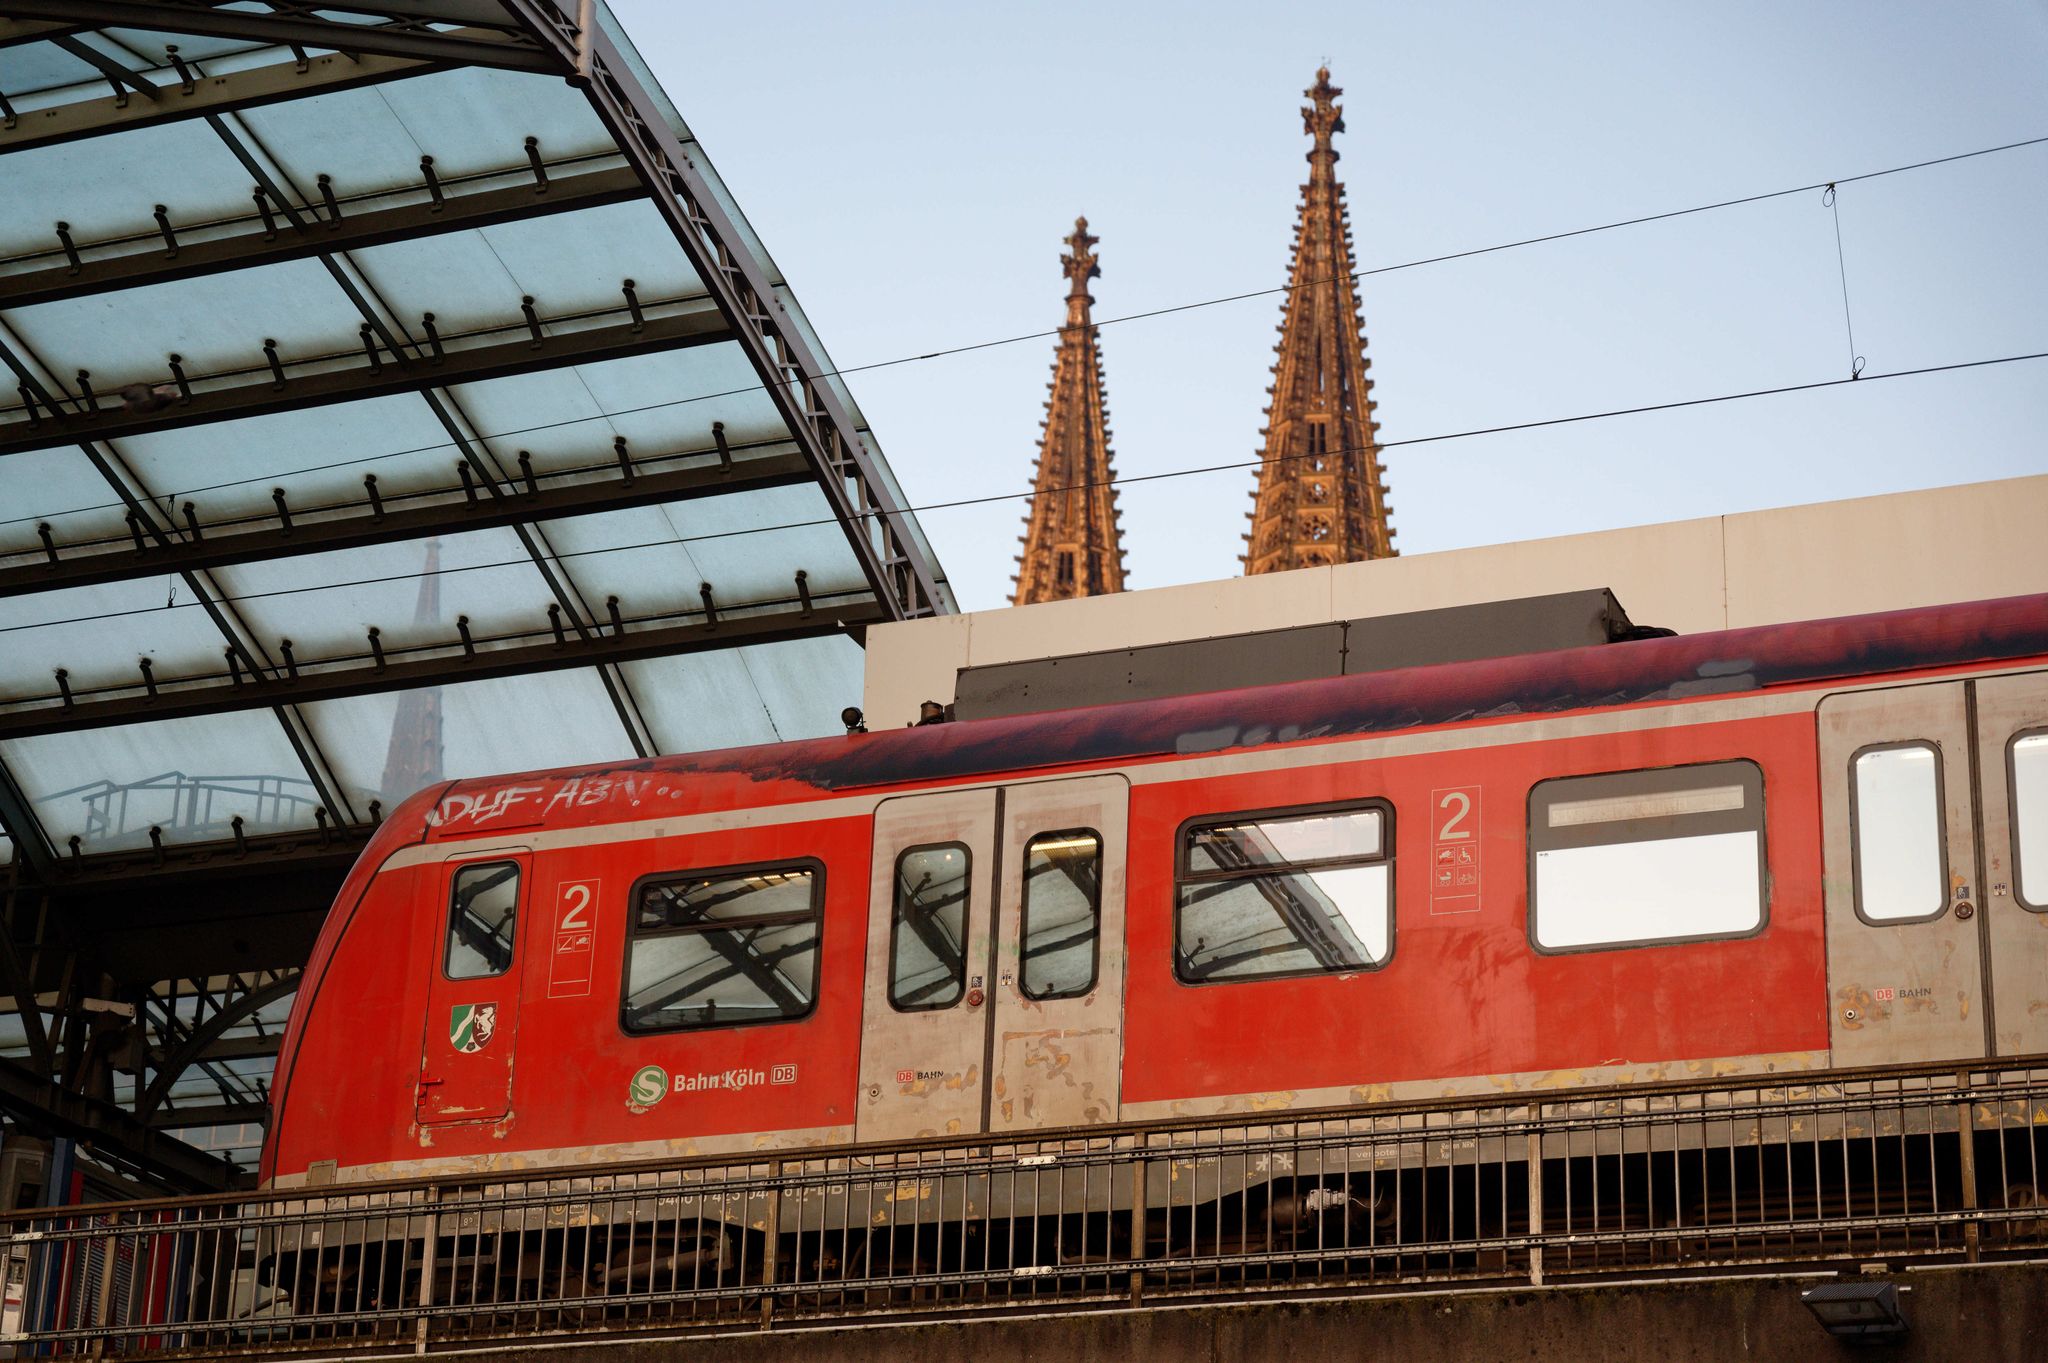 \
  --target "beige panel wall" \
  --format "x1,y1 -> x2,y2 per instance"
866,475 -> 2048,728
